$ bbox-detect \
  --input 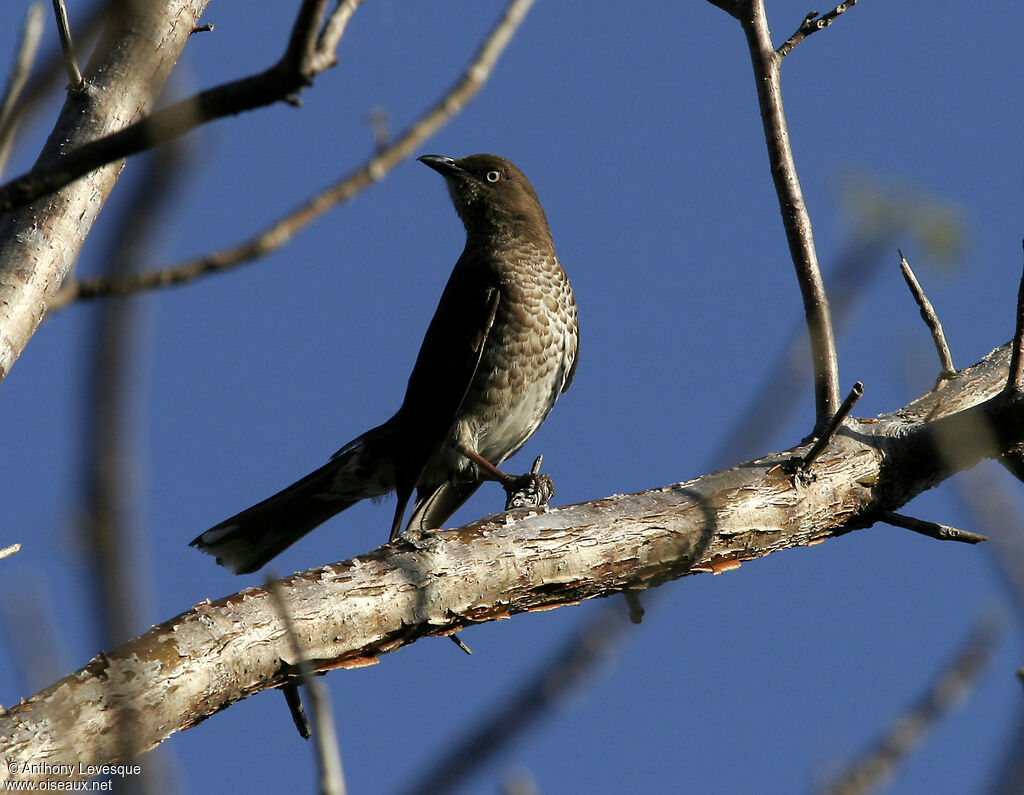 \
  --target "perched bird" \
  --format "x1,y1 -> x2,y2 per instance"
191,154 -> 579,574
